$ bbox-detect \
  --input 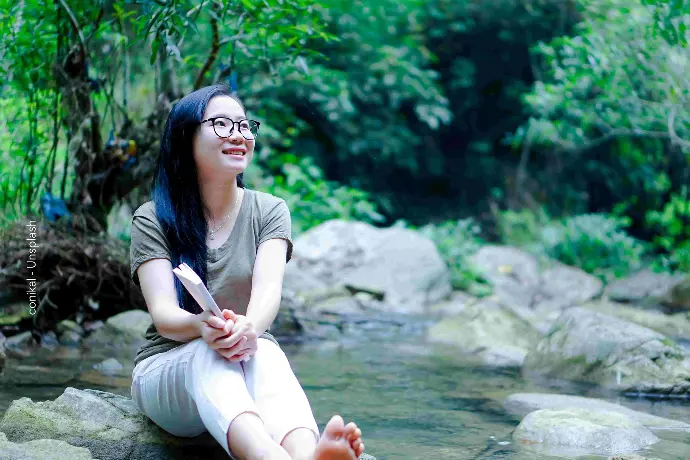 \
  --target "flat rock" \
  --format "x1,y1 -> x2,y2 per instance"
513,408 -> 658,456
504,393 -> 690,431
